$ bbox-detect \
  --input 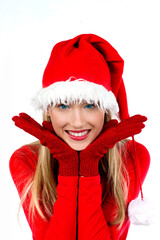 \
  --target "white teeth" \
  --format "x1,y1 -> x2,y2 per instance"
68,130 -> 89,137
